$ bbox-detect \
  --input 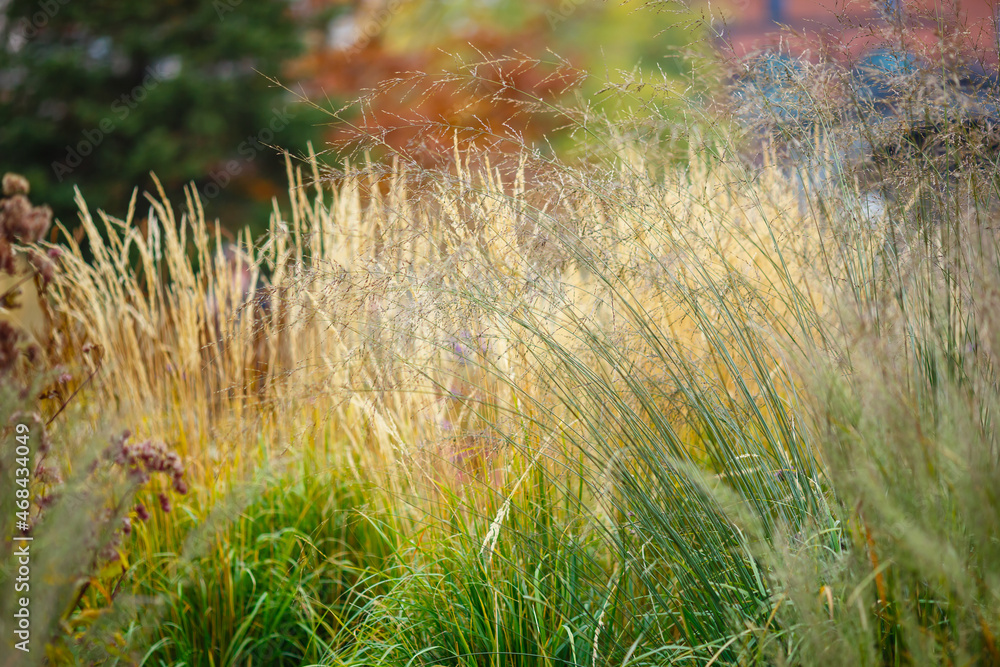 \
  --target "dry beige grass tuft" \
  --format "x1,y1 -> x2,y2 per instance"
44,140 -> 871,495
